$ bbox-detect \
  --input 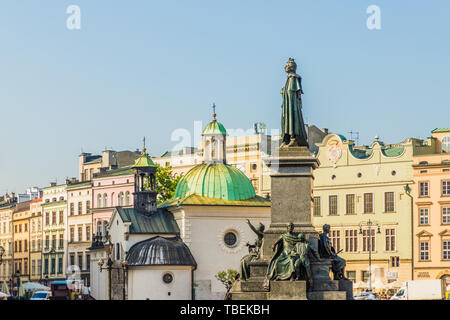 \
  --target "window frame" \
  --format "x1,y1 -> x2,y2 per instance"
346,194 -> 355,215
419,207 -> 430,225
329,195 -> 338,216
442,180 -> 450,196
443,240 -> 450,260
419,181 -> 430,197
364,193 -> 374,213
313,196 -> 321,217
419,241 -> 430,261
384,192 -> 395,213
442,207 -> 450,225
